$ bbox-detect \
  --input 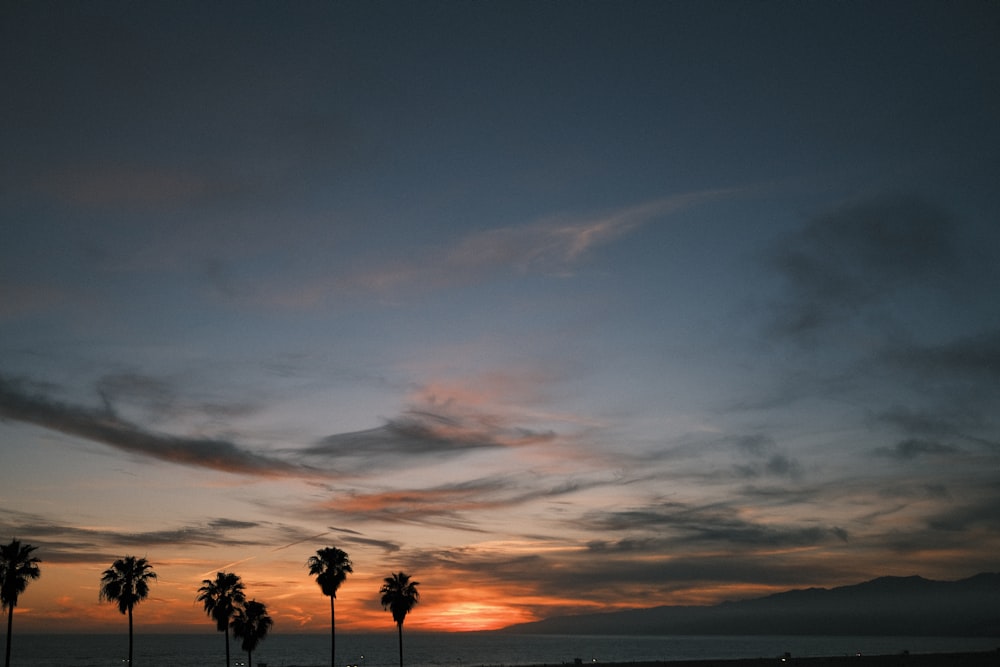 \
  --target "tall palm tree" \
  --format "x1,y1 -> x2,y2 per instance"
0,539 -> 41,667
379,572 -> 419,667
230,599 -> 273,667
307,547 -> 353,667
197,571 -> 246,667
99,555 -> 157,666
